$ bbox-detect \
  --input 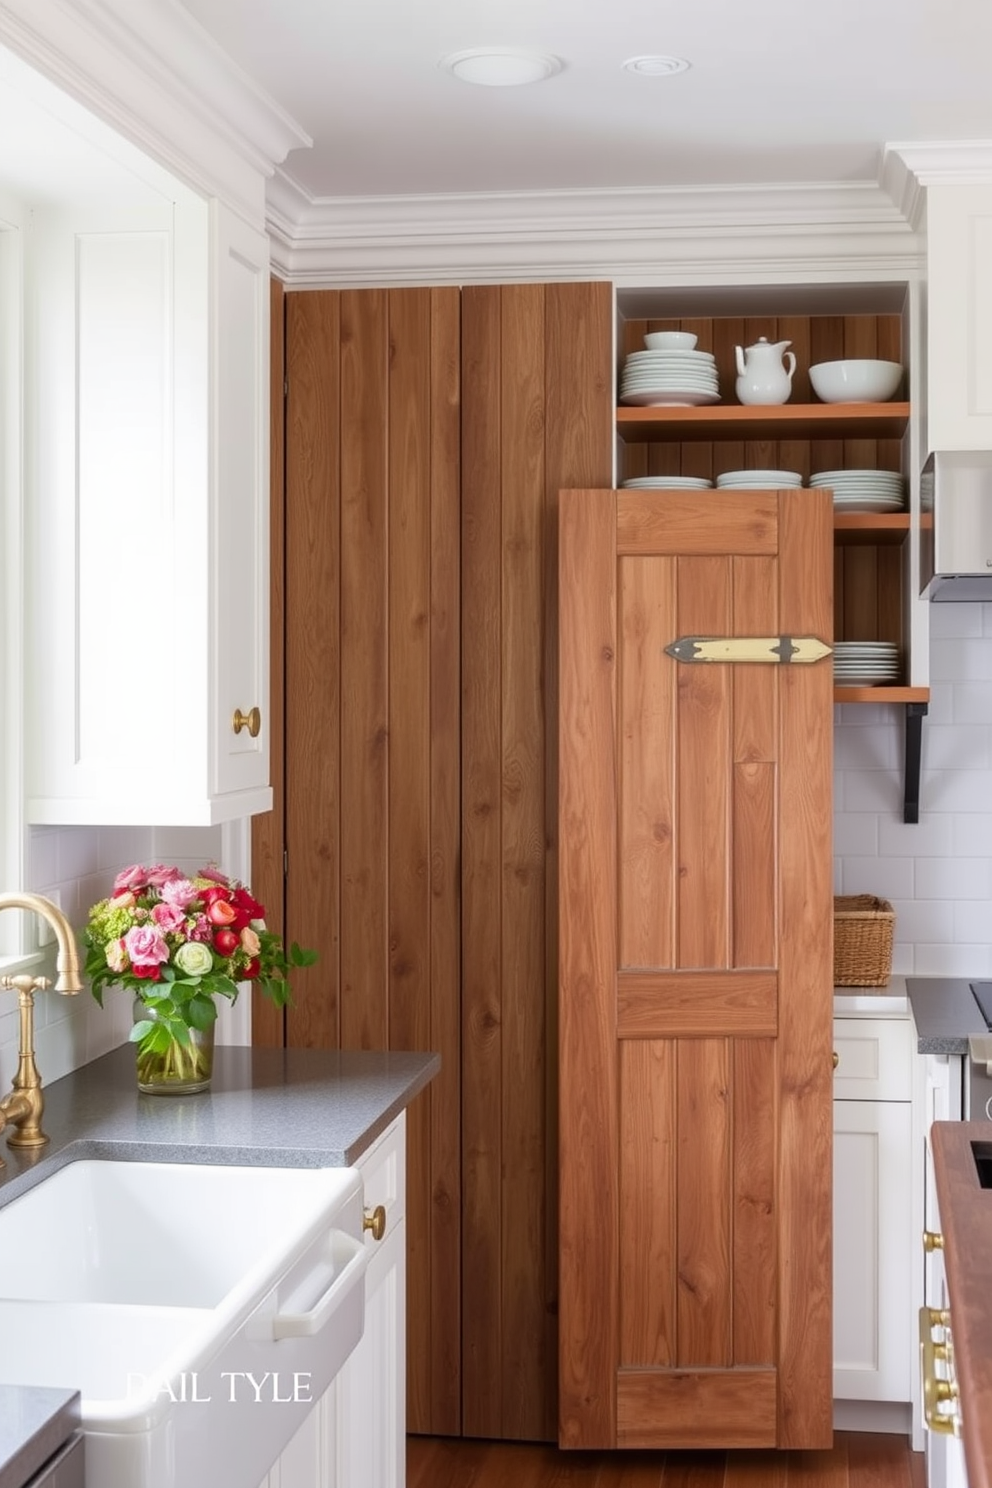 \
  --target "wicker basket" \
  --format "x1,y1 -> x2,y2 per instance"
833,895 -> 895,987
